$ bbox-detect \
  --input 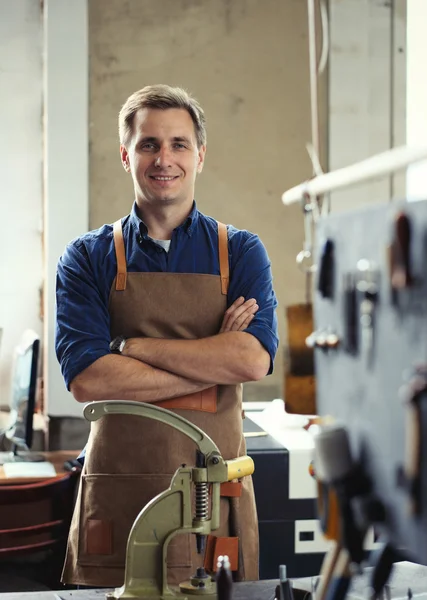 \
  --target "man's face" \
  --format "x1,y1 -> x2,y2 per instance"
120,107 -> 206,209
